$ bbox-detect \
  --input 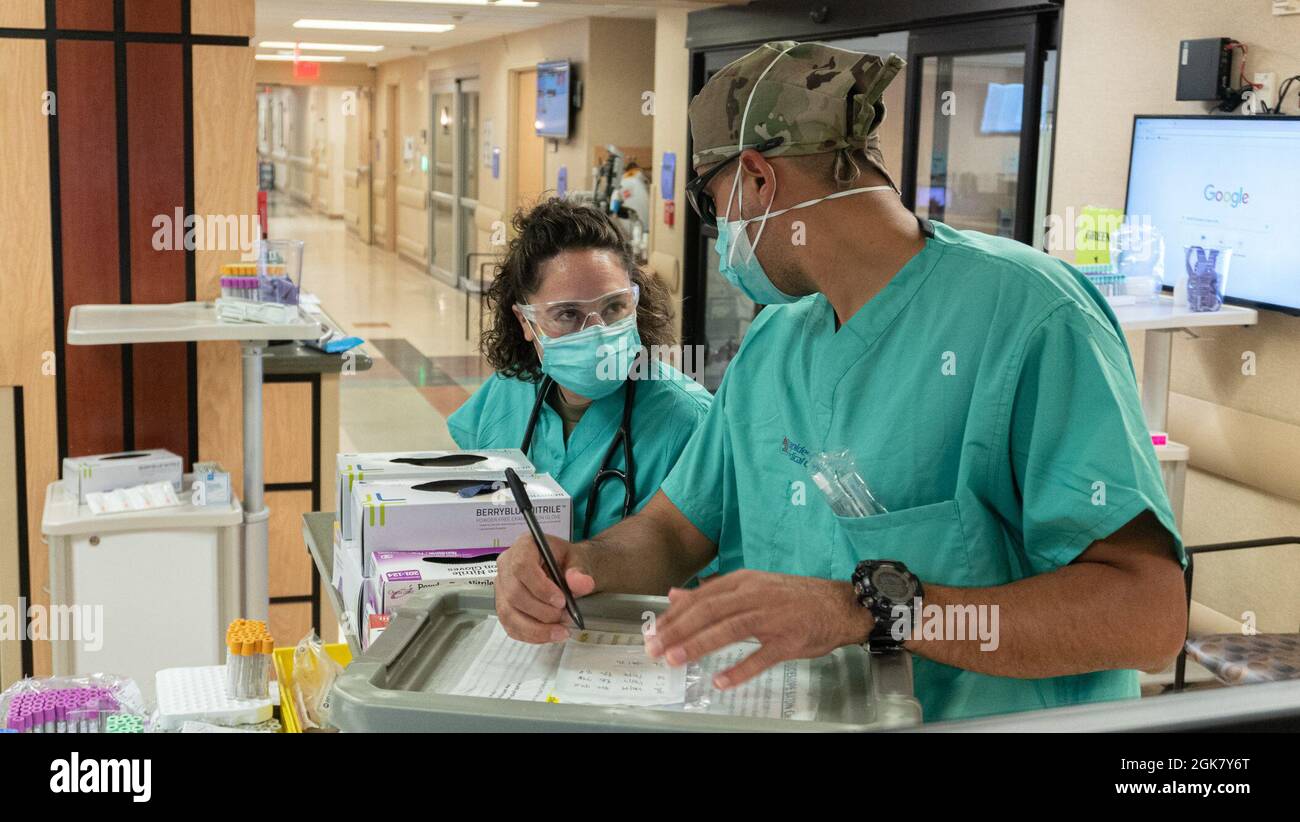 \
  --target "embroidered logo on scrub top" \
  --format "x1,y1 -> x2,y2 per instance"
781,436 -> 810,467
